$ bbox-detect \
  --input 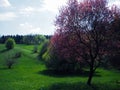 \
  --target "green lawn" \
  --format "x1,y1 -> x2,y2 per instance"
0,44 -> 120,90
